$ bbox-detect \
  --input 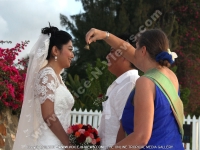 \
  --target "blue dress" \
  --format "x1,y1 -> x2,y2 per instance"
121,85 -> 184,150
